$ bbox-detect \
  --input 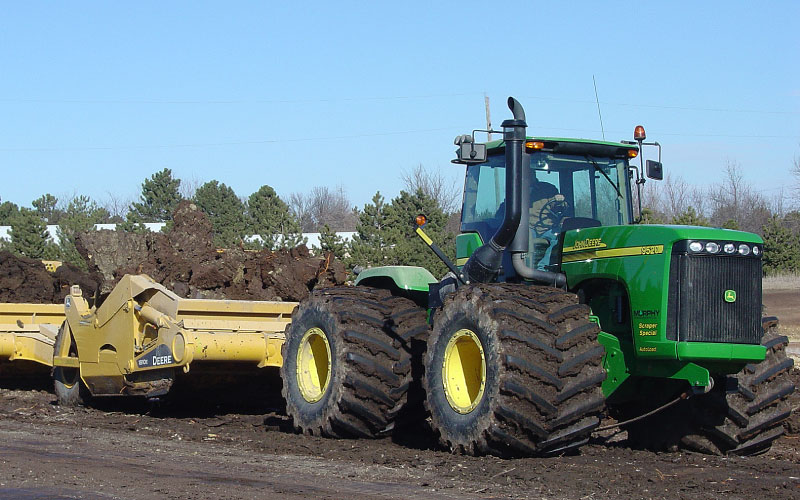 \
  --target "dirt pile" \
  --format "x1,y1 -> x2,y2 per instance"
77,201 -> 346,301
0,252 -> 101,303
